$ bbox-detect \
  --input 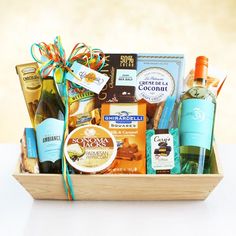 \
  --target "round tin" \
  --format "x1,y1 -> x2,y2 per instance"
64,125 -> 117,173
